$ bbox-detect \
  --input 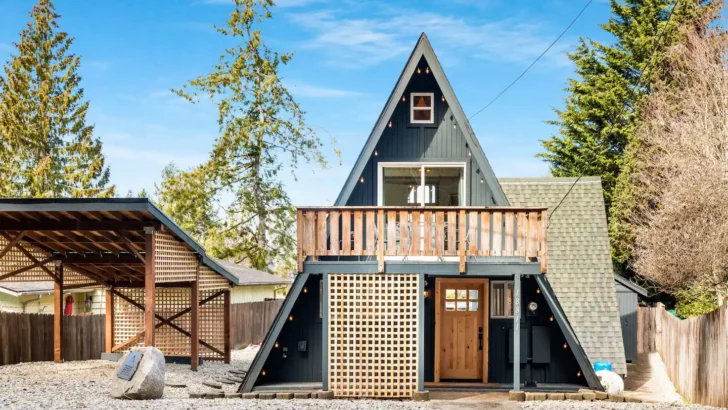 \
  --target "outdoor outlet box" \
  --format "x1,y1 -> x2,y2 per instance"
298,341 -> 307,352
